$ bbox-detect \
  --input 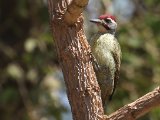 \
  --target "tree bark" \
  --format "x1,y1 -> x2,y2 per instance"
107,87 -> 160,120
47,0 -> 160,120
47,0 -> 104,120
